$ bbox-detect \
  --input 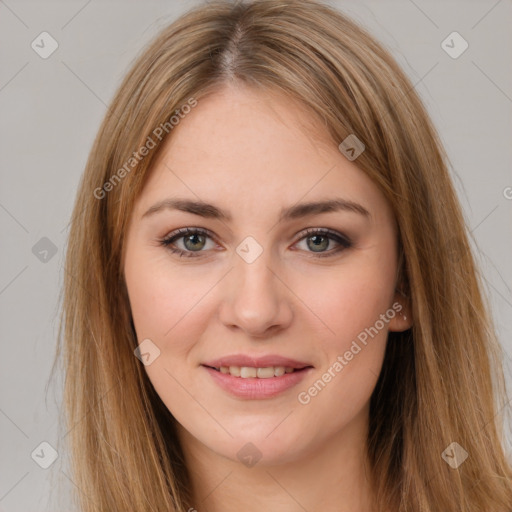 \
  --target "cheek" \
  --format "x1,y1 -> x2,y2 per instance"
125,248 -> 214,342
291,257 -> 396,411
124,253 -> 214,409
301,258 -> 396,347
